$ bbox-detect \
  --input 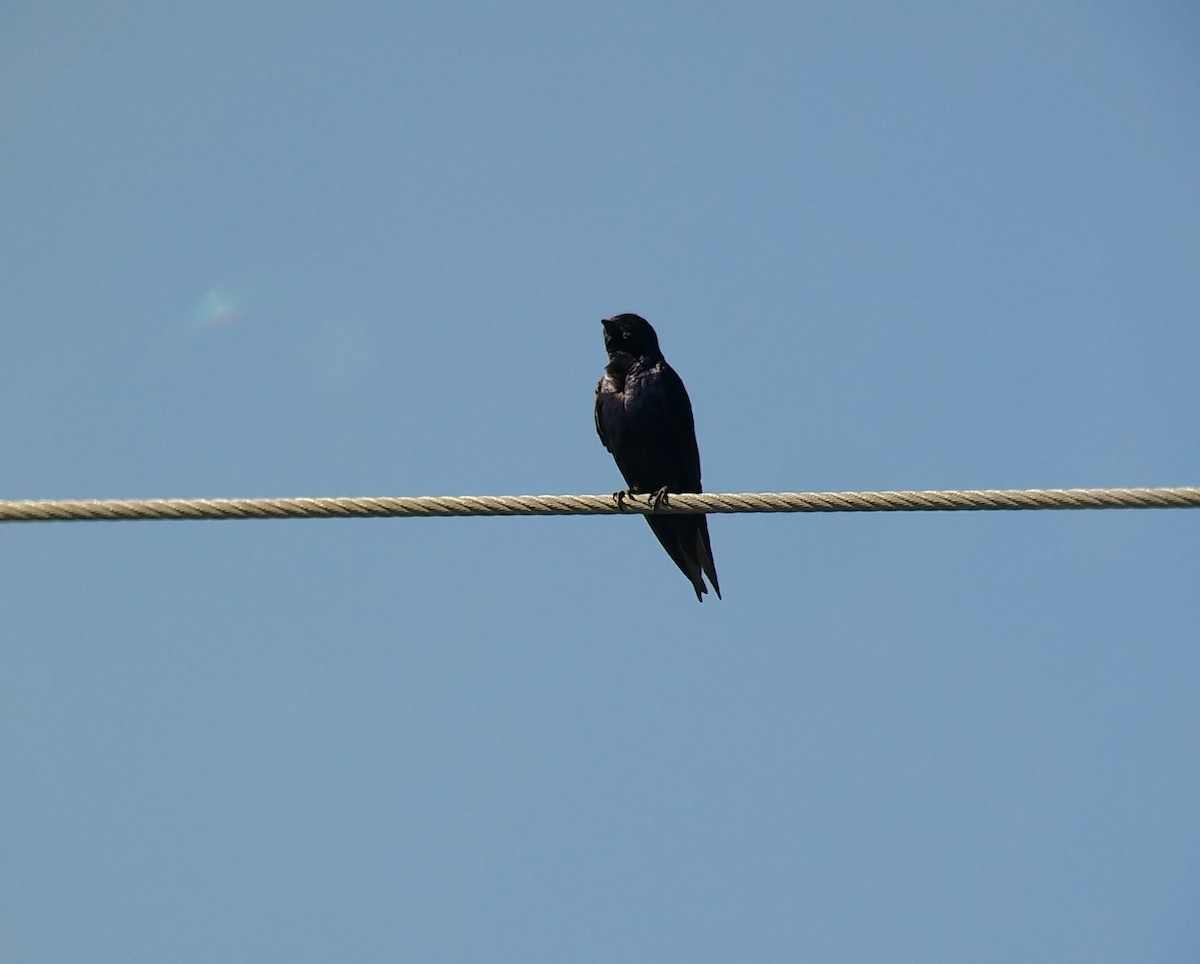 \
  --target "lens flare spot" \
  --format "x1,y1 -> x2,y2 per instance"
191,287 -> 243,329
